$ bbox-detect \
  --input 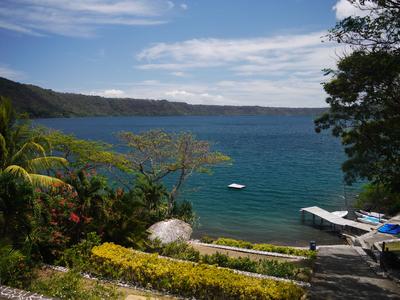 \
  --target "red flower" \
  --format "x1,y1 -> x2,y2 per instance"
69,212 -> 80,223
